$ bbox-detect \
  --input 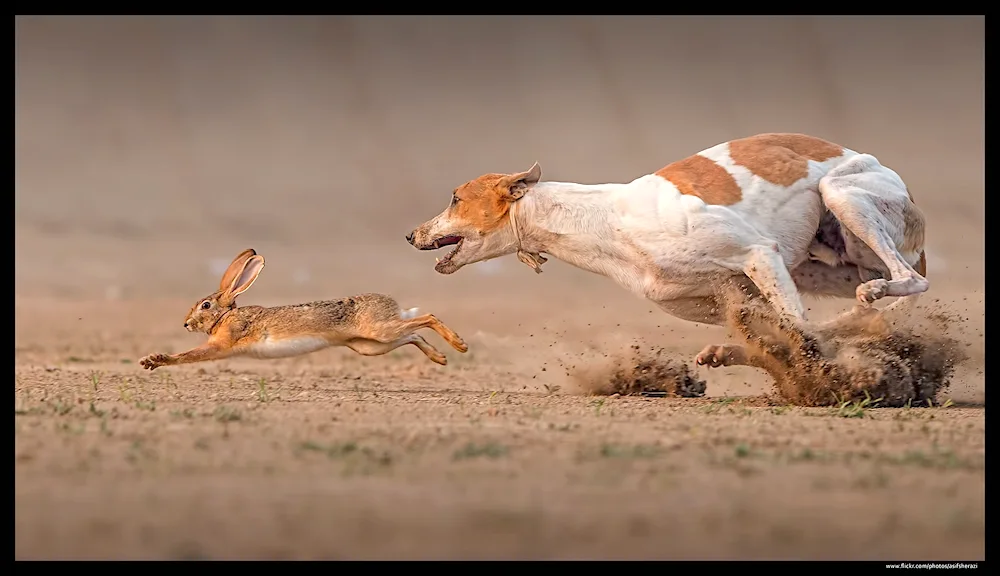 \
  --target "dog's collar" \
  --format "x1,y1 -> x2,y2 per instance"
508,200 -> 547,274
